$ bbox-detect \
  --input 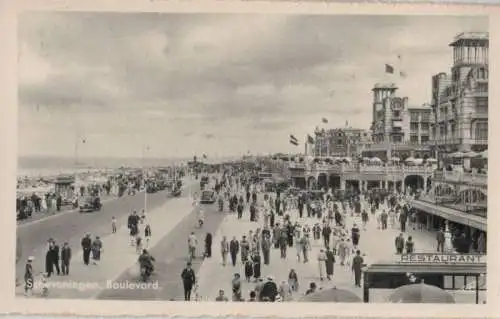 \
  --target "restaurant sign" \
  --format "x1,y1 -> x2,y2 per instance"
399,253 -> 485,265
